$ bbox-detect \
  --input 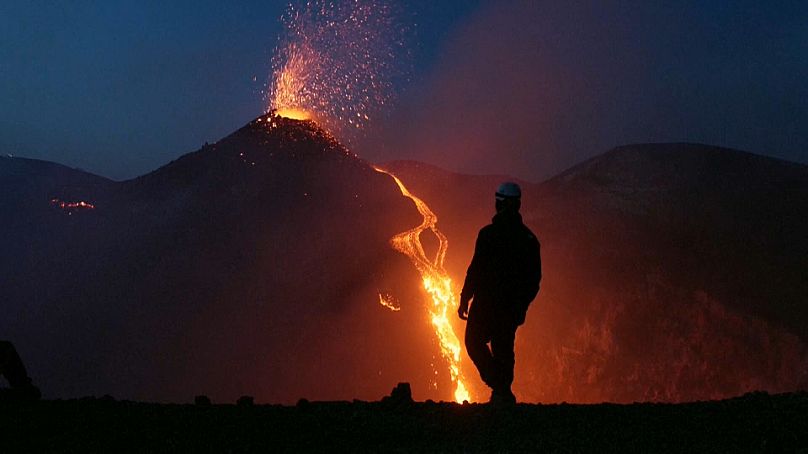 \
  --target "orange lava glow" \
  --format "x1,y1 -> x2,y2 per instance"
275,107 -> 312,121
378,293 -> 401,312
50,198 -> 95,211
373,166 -> 471,403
